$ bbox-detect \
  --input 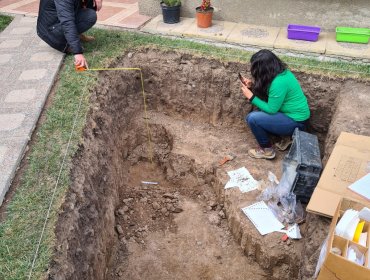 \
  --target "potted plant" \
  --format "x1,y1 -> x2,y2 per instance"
196,0 -> 213,28
160,0 -> 181,24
